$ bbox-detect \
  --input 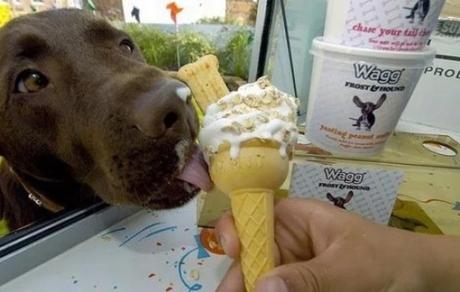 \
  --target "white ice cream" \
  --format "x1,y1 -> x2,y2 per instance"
199,76 -> 298,159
